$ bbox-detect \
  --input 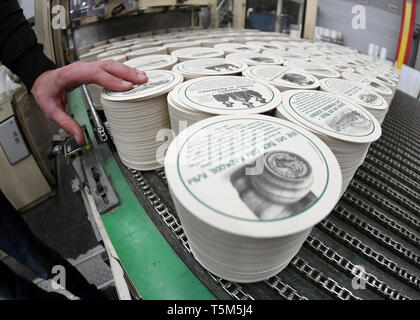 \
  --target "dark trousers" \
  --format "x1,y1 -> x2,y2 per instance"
0,191 -> 105,300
